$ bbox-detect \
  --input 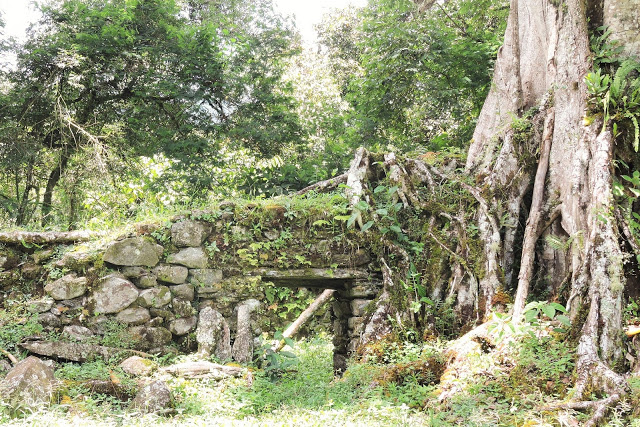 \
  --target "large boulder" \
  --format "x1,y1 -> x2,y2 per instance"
153,265 -> 188,284
90,275 -> 139,314
44,274 -> 87,300
171,220 -> 210,247
196,307 -> 231,360
232,299 -> 261,363
0,356 -> 55,414
129,380 -> 172,414
103,237 -> 163,267
166,247 -> 208,269
137,286 -> 172,308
